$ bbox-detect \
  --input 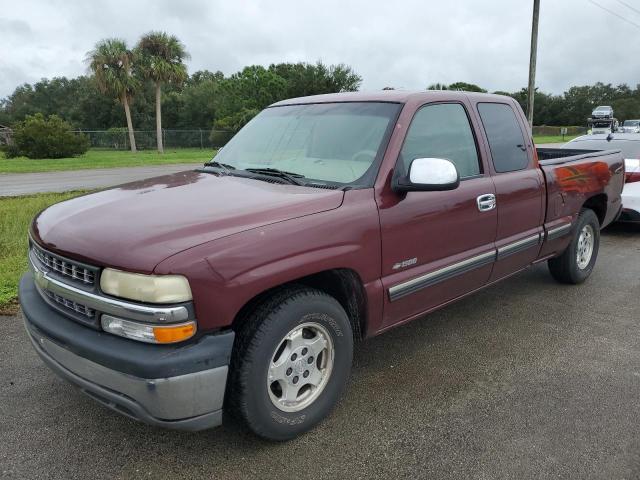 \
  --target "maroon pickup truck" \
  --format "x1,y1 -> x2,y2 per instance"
20,91 -> 625,440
